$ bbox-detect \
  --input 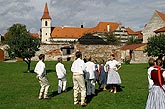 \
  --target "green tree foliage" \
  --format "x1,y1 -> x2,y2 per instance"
145,34 -> 165,57
4,23 -> 40,72
78,33 -> 107,44
126,37 -> 142,45
104,33 -> 120,45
